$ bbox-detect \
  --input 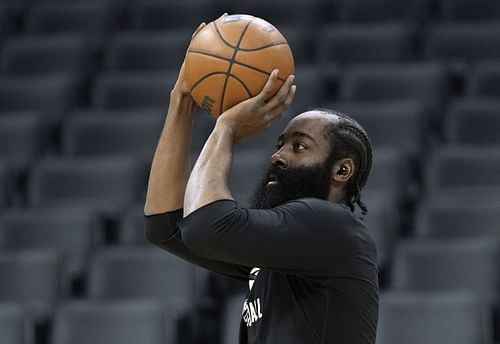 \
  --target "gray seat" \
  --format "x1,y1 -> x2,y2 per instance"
118,205 -> 148,245
0,207 -> 104,281
415,195 -> 500,239
87,247 -> 198,315
468,61 -> 500,99
425,23 -> 500,63
445,98 -> 500,145
0,249 -> 64,321
391,238 -> 500,304
62,112 -> 164,160
336,0 -> 430,23
105,31 -> 191,72
0,159 -> 13,208
318,24 -> 413,64
52,300 -> 173,344
27,157 -> 144,213
1,34 -> 91,76
221,292 -> 246,344
424,145 -> 500,195
0,303 -> 33,344
235,0 -> 319,27
91,72 -> 177,109
377,291 -> 489,344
